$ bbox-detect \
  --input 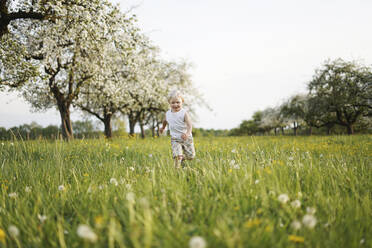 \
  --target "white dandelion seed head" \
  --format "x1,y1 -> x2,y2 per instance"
38,214 -> 47,223
229,160 -> 236,166
58,185 -> 65,191
291,200 -> 301,208
25,186 -> 32,193
8,192 -> 17,198
302,214 -> 317,229
291,220 -> 302,230
233,164 -> 240,169
126,192 -> 135,202
98,185 -> 105,190
189,236 -> 207,248
306,207 -> 316,215
77,224 -> 97,243
278,194 -> 289,204
8,225 -> 20,238
110,178 -> 118,186
288,156 -> 294,161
